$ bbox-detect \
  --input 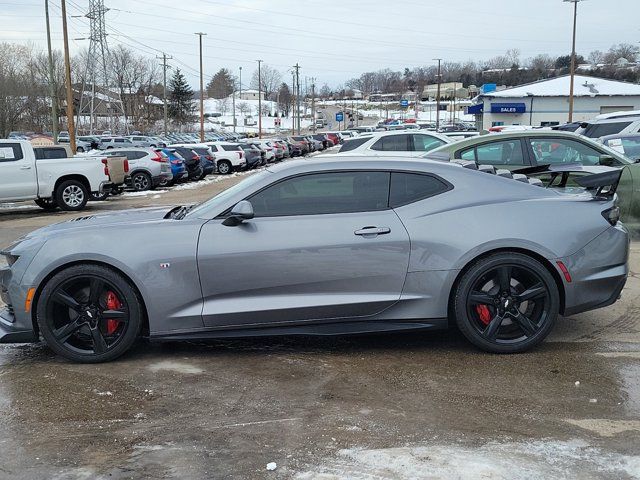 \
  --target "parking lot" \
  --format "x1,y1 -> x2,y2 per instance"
1,173 -> 639,479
